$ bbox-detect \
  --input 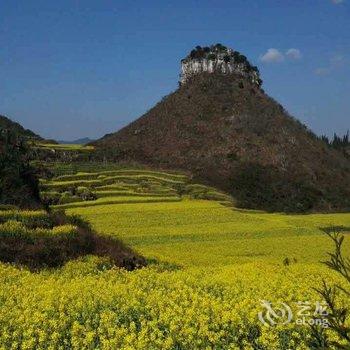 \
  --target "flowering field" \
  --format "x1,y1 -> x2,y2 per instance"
0,209 -> 77,239
0,168 -> 349,349
1,258 -> 348,349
